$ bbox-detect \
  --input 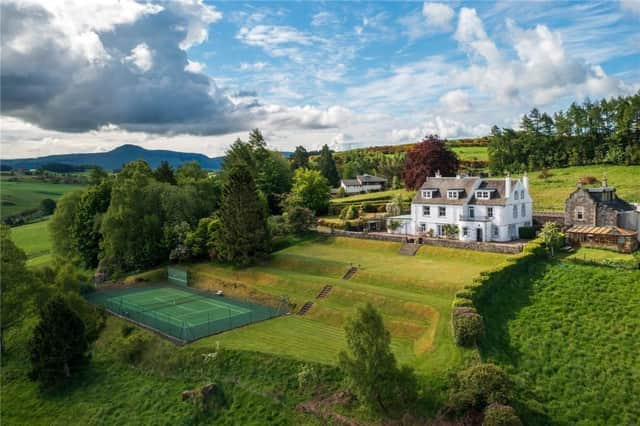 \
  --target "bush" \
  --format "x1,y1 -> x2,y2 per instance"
361,202 -> 377,213
336,187 -> 346,198
453,307 -> 484,346
340,205 -> 359,220
455,289 -> 474,299
453,363 -> 513,410
518,226 -> 536,240
115,332 -> 152,364
452,298 -> 474,308
580,176 -> 598,185
483,403 -> 522,426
